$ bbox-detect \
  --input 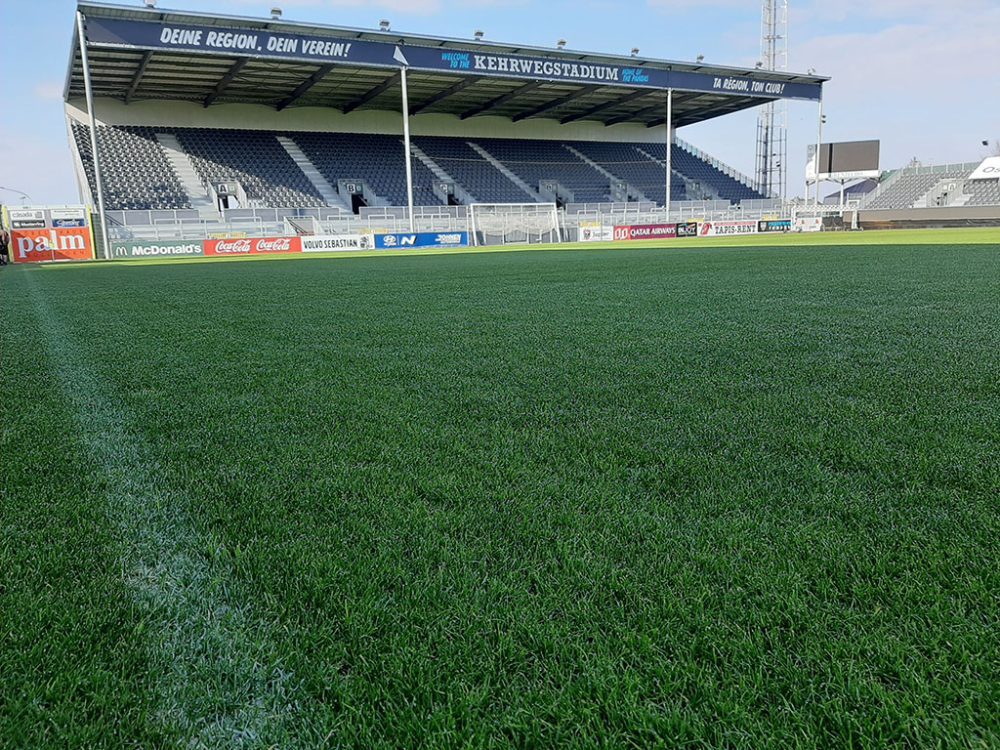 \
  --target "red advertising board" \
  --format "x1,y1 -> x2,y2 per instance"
11,227 -> 94,263
613,224 -> 678,241
203,236 -> 302,256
